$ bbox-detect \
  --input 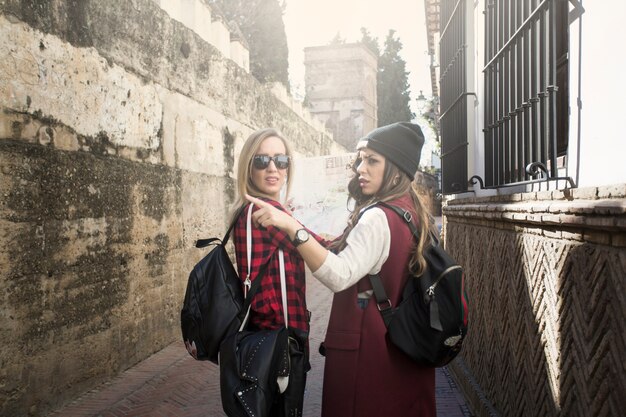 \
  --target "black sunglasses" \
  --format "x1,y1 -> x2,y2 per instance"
252,155 -> 290,170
